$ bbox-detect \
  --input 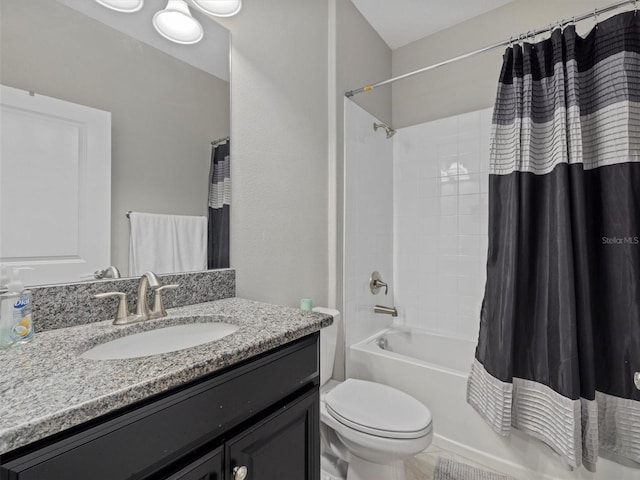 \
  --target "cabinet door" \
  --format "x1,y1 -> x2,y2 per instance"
226,389 -> 319,480
166,447 -> 223,480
